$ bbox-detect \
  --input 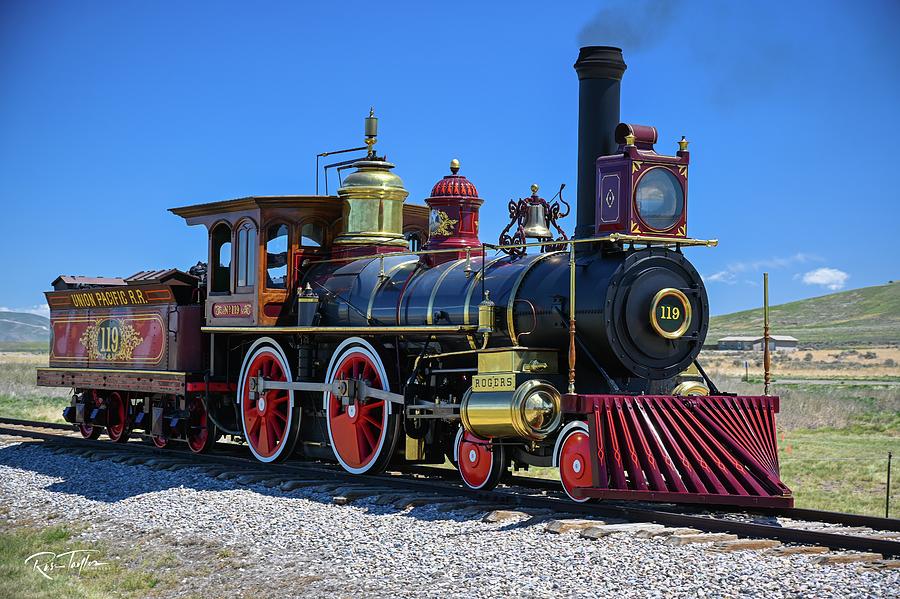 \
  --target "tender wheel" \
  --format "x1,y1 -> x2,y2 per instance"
150,435 -> 168,449
186,396 -> 216,454
455,428 -> 507,491
79,391 -> 102,439
106,391 -> 130,443
324,339 -> 399,475
557,423 -> 592,503
238,338 -> 300,463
